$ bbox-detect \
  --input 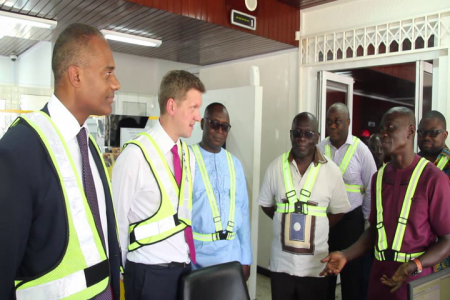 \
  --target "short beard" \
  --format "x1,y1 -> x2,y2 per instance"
420,147 -> 442,157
